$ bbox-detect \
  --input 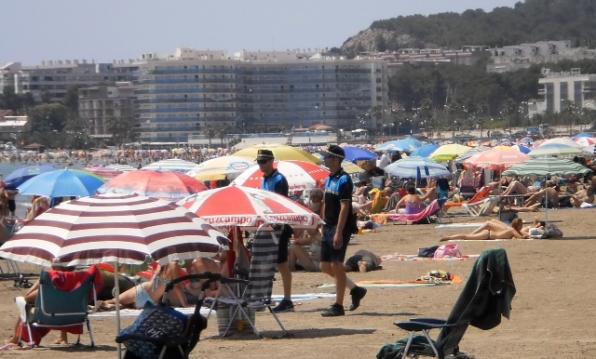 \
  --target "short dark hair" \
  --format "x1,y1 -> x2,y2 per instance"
407,185 -> 416,195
